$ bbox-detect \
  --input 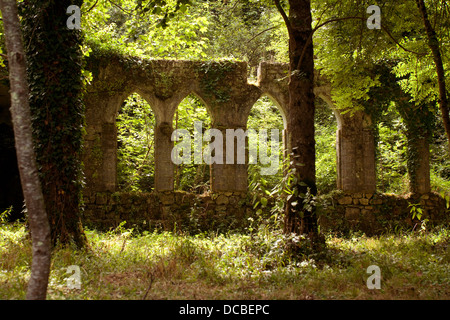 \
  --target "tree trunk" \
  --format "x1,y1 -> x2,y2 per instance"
416,0 -> 450,155
276,0 -> 322,249
0,0 -> 51,300
21,0 -> 87,247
